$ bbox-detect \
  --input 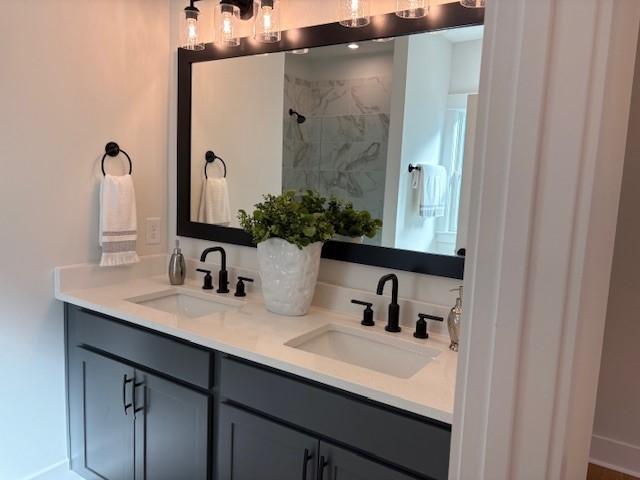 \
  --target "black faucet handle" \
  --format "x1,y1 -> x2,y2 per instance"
196,269 -> 214,290
414,313 -> 444,339
351,299 -> 373,308
351,299 -> 375,326
418,313 -> 443,322
234,277 -> 254,297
